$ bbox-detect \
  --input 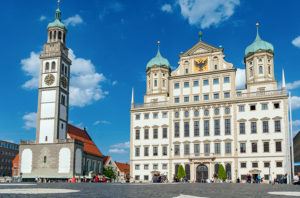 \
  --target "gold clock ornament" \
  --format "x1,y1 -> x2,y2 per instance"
44,74 -> 55,86
193,57 -> 208,73
61,77 -> 68,88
